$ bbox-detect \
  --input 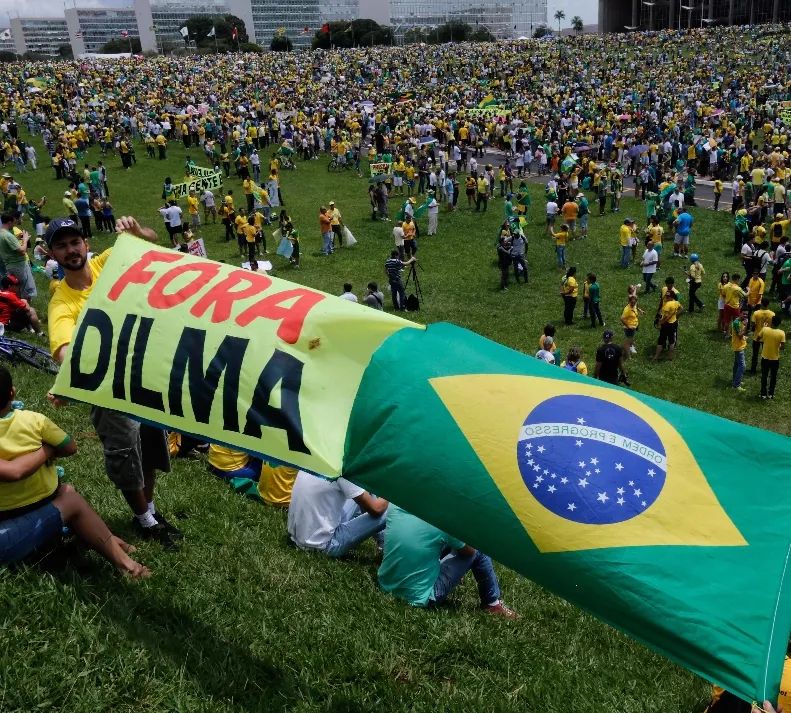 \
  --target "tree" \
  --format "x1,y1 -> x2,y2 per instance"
270,33 -> 292,51
429,20 -> 471,43
184,13 -> 249,51
403,27 -> 426,44
58,44 -> 73,59
571,15 -> 584,35
554,9 -> 565,33
311,19 -> 390,49
533,24 -> 551,38
469,26 -> 496,42
99,37 -> 142,54
0,51 -> 16,62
